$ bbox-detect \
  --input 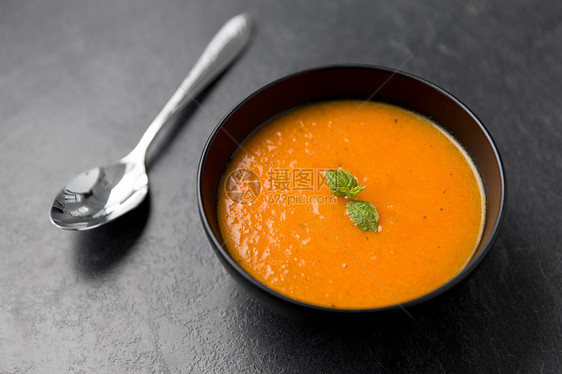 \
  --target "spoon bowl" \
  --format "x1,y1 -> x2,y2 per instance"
50,155 -> 148,230
50,13 -> 252,230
